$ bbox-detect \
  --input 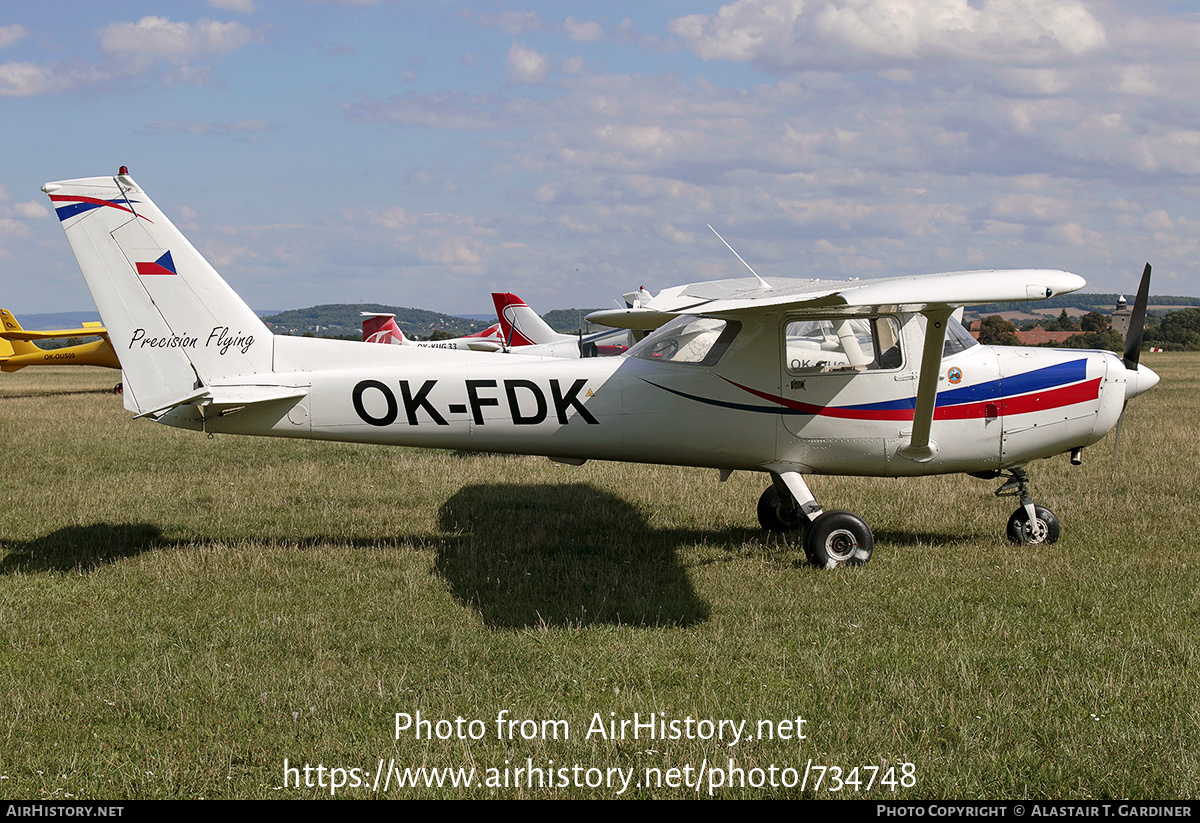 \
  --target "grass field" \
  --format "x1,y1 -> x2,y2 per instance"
1,356 -> 1196,799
